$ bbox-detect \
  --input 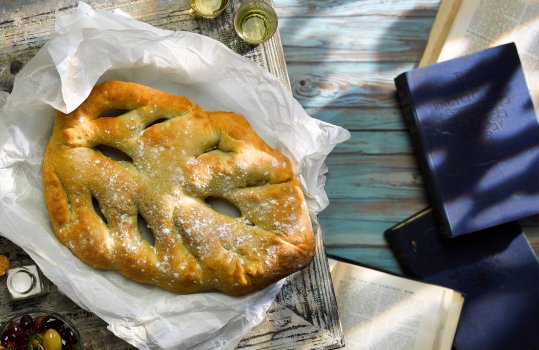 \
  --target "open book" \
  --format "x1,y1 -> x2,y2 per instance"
330,259 -> 464,350
420,0 -> 539,112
